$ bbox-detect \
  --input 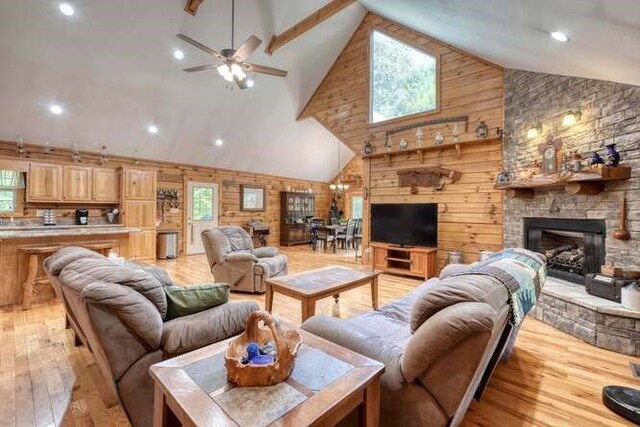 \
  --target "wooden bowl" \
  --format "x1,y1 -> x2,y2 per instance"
225,311 -> 302,387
